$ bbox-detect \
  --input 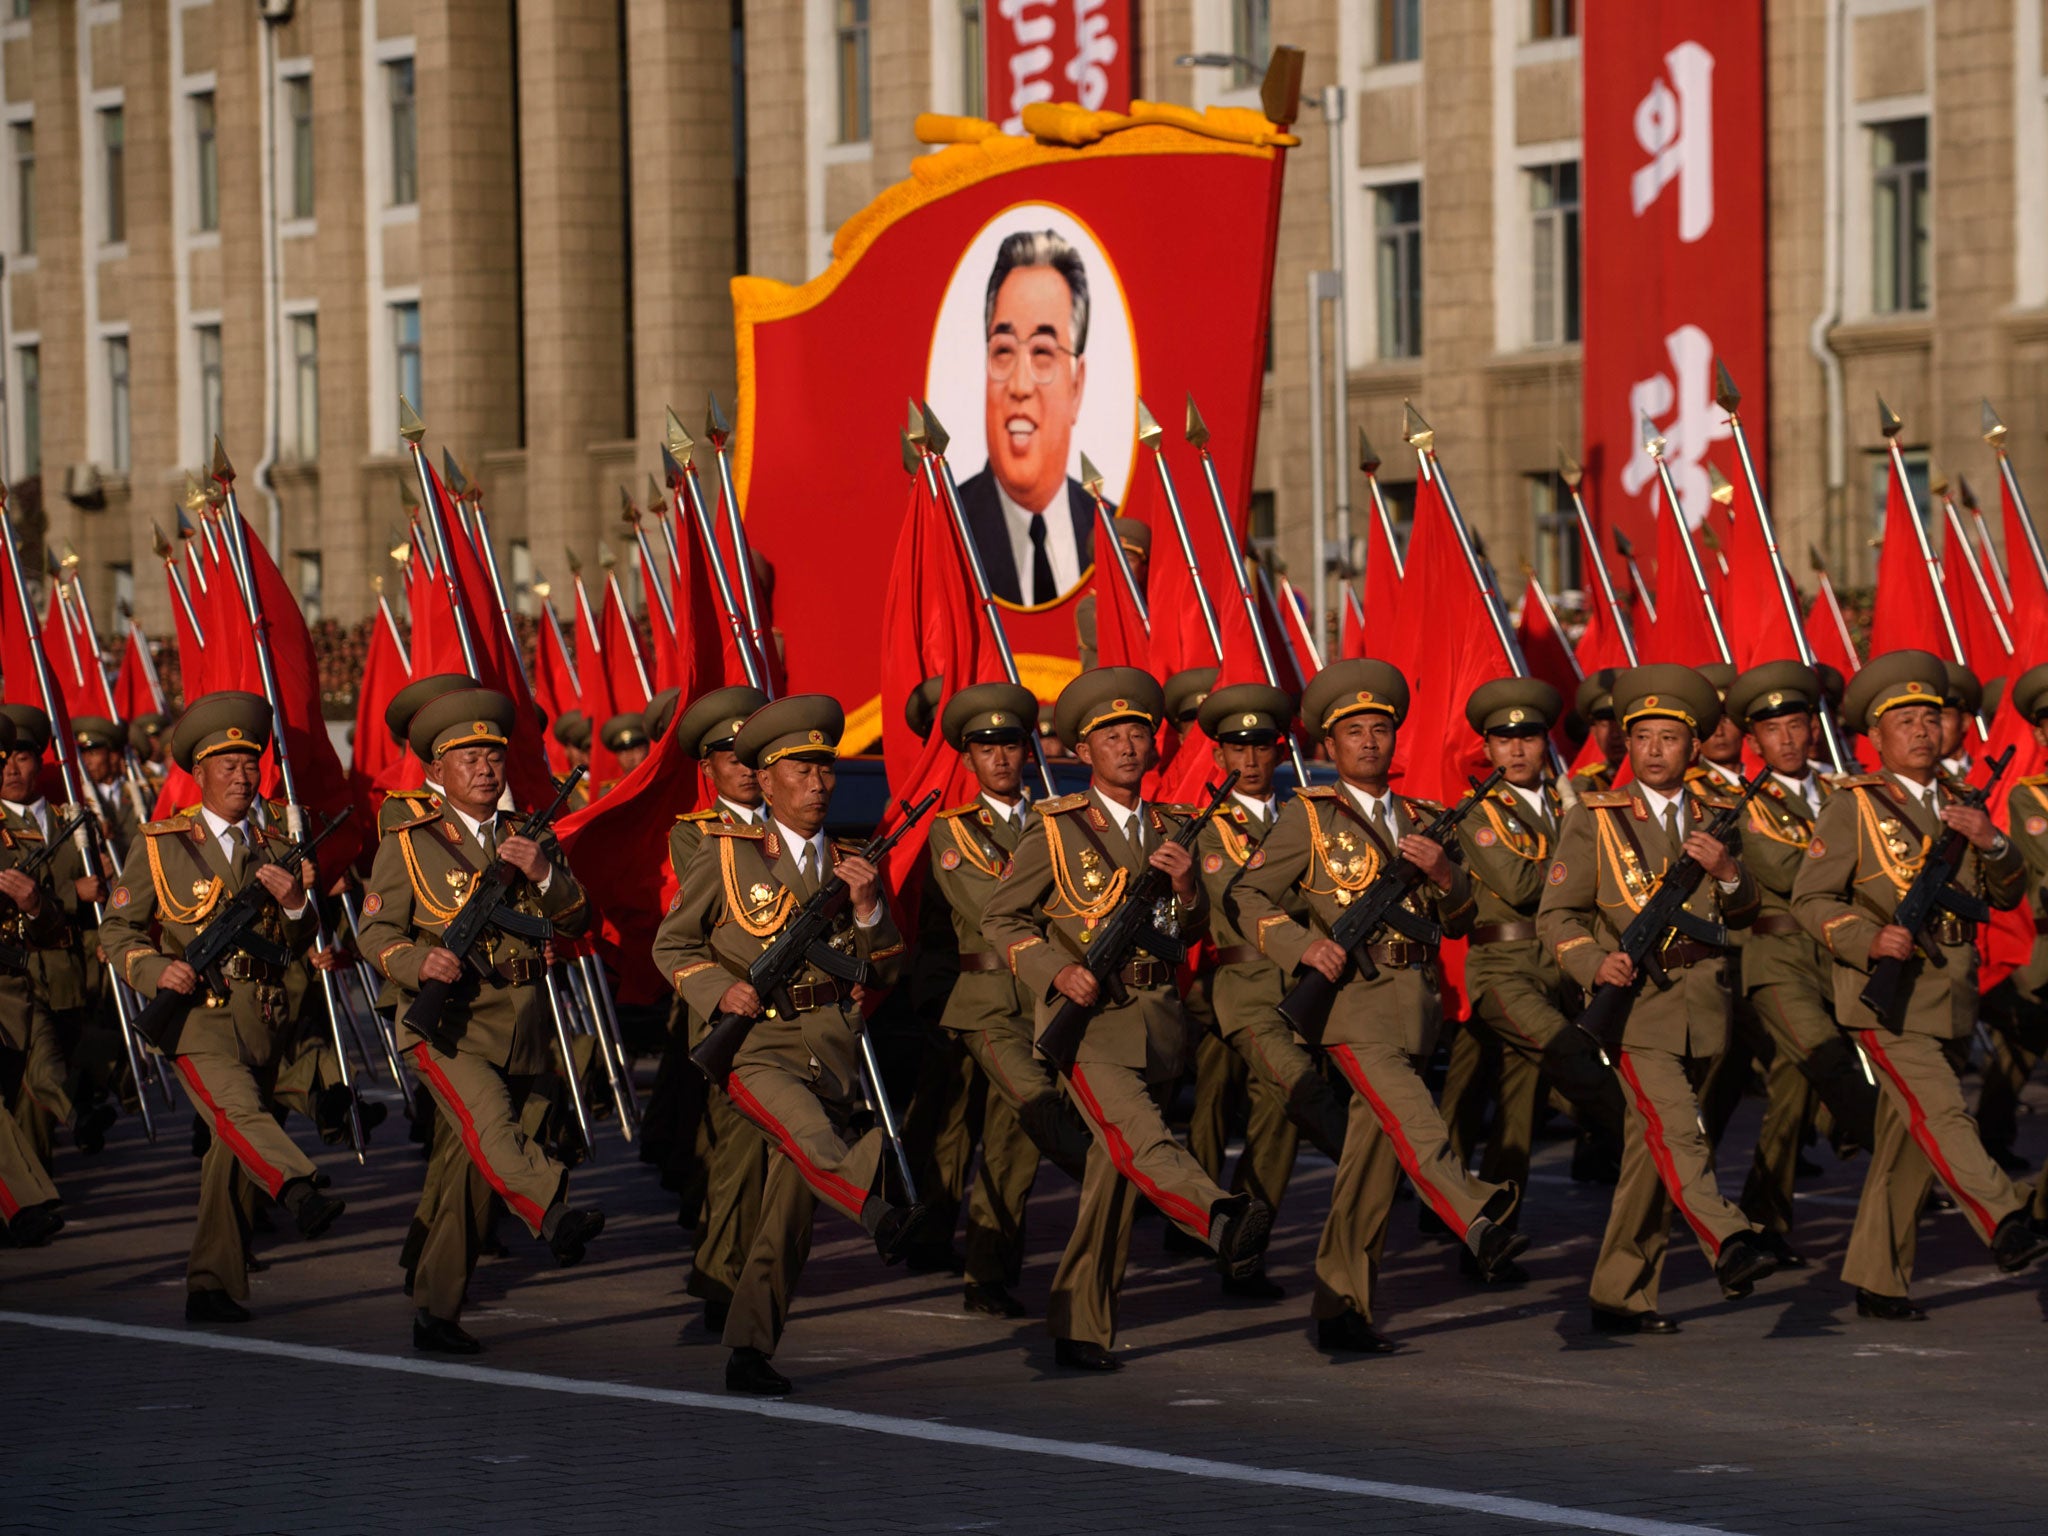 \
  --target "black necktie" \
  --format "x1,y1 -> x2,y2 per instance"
1028,513 -> 1055,604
